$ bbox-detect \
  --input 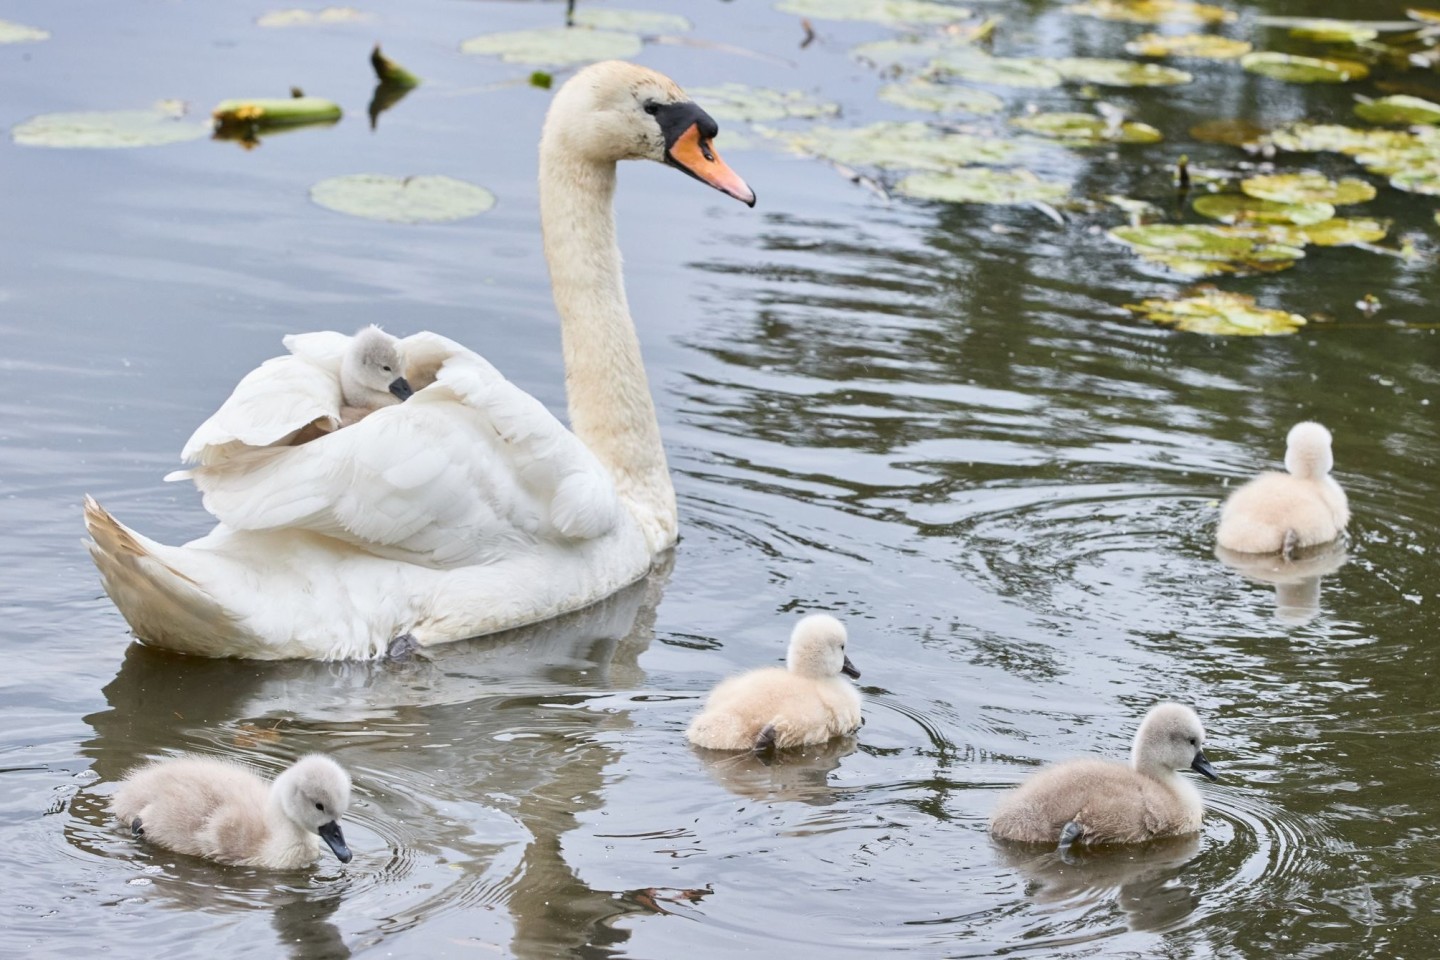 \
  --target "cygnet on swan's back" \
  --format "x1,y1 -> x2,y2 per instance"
686,613 -> 863,754
990,703 -> 1218,848
1216,421 -> 1349,557
111,753 -> 353,869
338,325 -> 413,426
